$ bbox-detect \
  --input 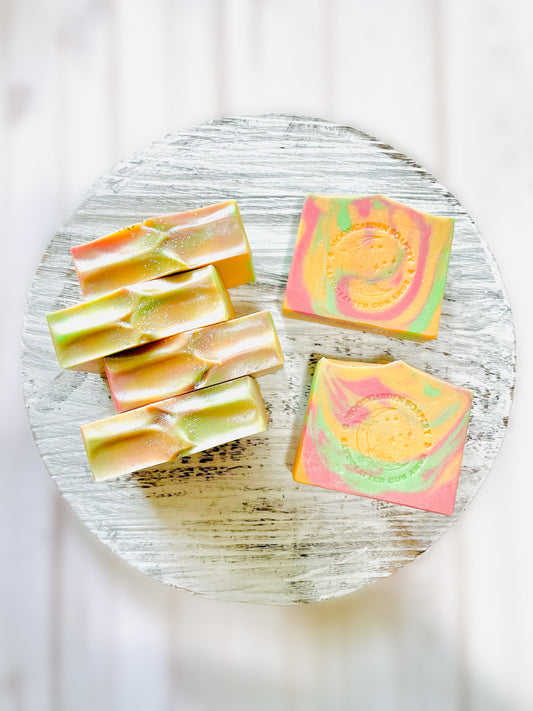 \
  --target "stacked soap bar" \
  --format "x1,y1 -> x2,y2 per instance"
47,265 -> 234,372
81,376 -> 267,481
71,200 -> 254,298
46,201 -> 285,481
105,311 -> 284,412
283,194 -> 455,340
293,358 -> 472,515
